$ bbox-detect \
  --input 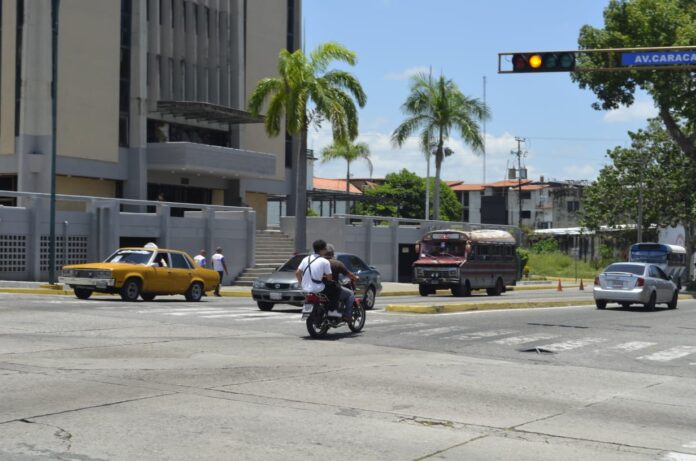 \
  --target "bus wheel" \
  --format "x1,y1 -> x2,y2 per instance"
418,284 -> 432,297
453,281 -> 471,297
486,278 -> 504,296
